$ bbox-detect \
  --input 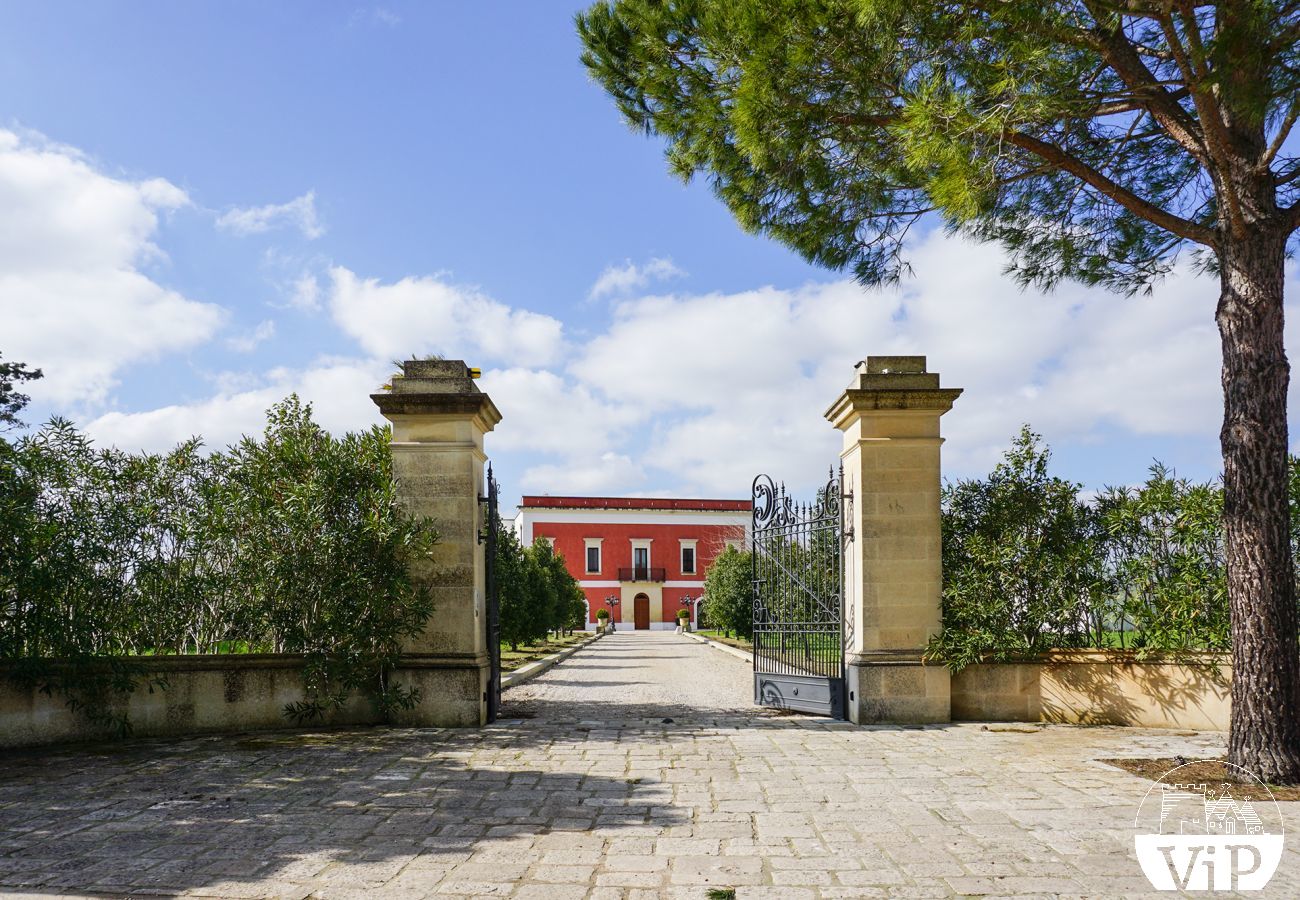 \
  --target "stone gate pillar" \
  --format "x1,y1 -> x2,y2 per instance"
825,356 -> 961,724
371,359 -> 501,727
